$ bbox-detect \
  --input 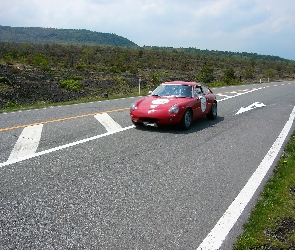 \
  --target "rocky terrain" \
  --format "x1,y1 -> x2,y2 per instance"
0,63 -> 142,109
